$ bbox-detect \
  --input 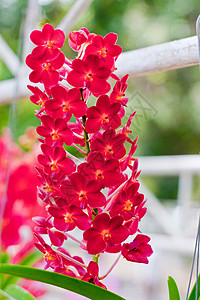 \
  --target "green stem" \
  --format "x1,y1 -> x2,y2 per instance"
92,254 -> 100,264
80,88 -> 99,264
80,88 -> 90,154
